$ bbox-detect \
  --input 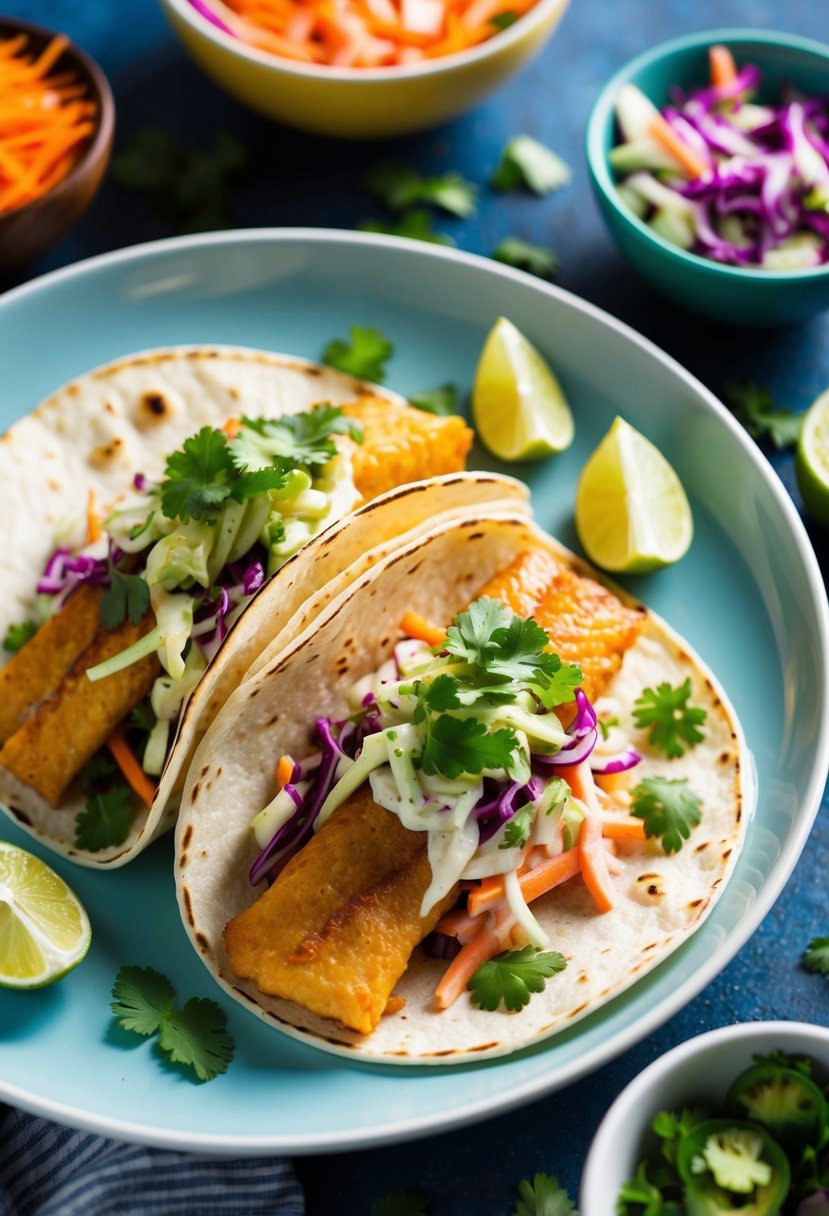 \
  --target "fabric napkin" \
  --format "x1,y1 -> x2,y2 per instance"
0,1107 -> 304,1216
